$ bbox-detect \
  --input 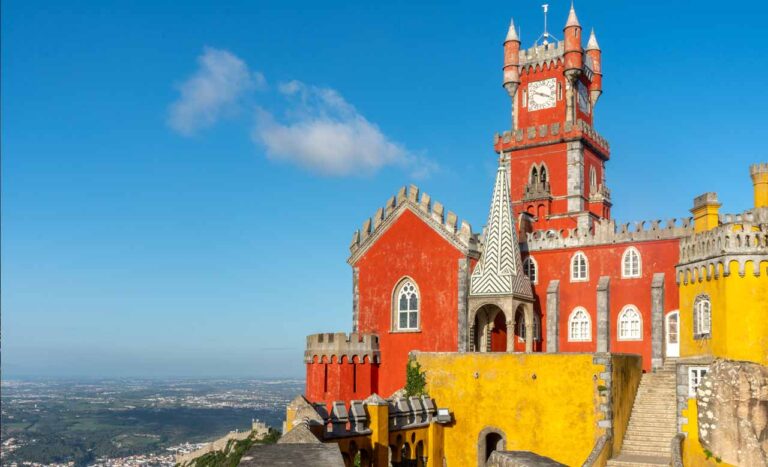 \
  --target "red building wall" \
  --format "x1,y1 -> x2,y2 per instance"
305,354 -> 377,410
529,238 -> 680,370
355,209 -> 466,397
